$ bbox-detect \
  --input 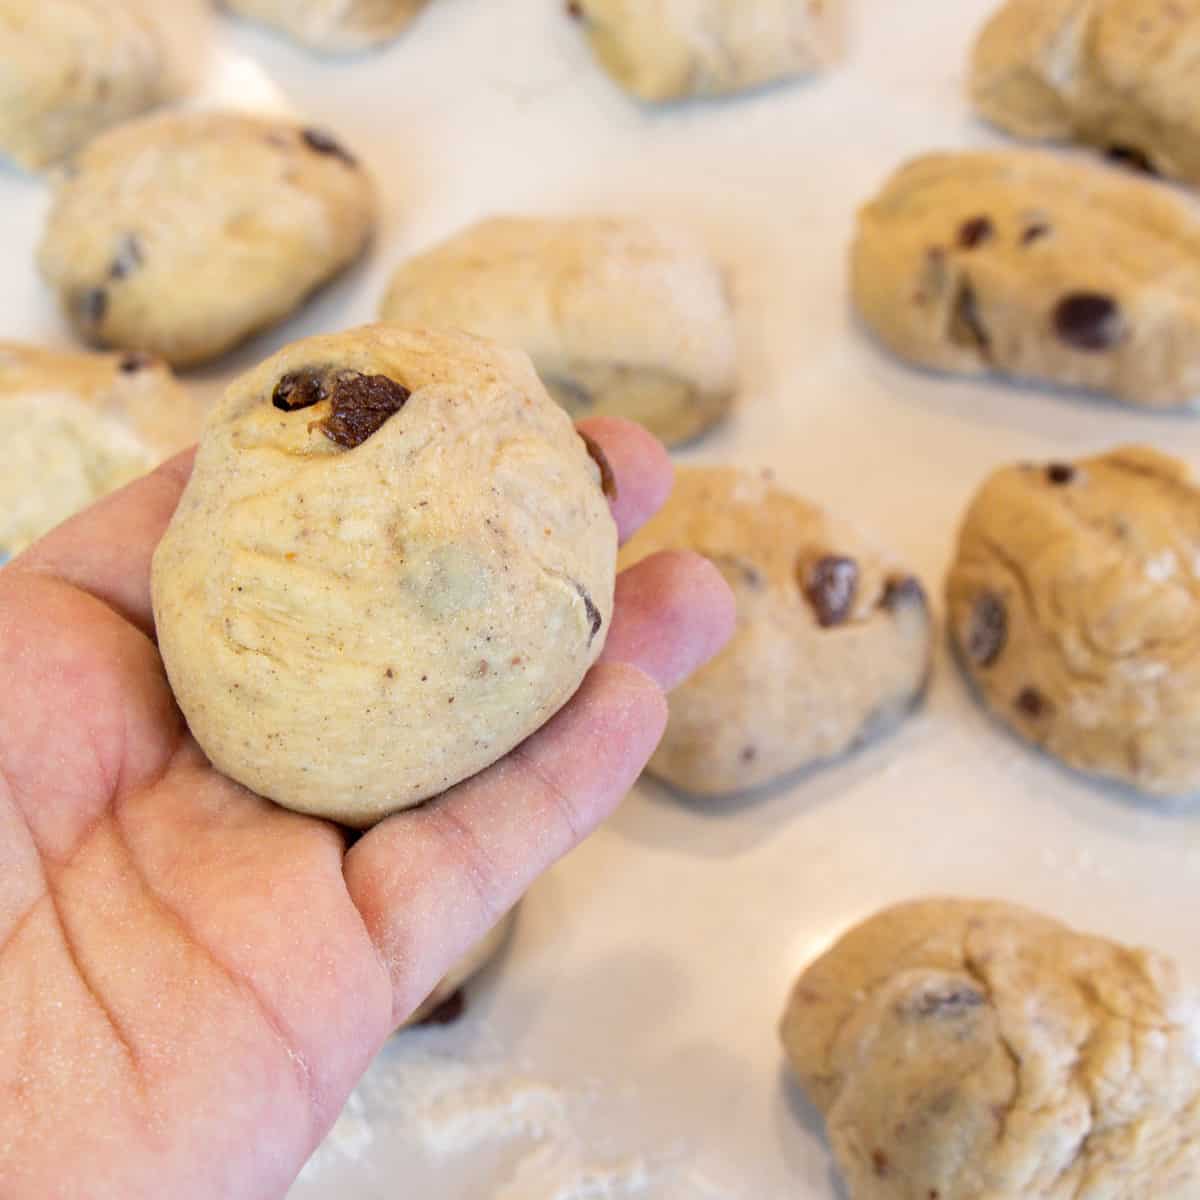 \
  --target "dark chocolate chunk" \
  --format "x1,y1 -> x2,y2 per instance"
804,555 -> 859,627
321,373 -> 412,448
415,989 -> 466,1027
949,279 -> 990,356
272,369 -> 329,412
1015,686 -> 1051,718
574,582 -> 603,643
957,215 -> 994,250
579,430 -> 617,501
965,593 -> 1006,667
872,1150 -> 890,1178
76,288 -> 108,326
1053,293 -> 1123,352
301,127 -> 357,168
911,986 -> 985,1017
1021,222 -> 1050,246
109,233 -> 143,280
1046,462 -> 1076,485
881,575 -> 927,612
1105,144 -> 1158,176
117,351 -> 155,373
